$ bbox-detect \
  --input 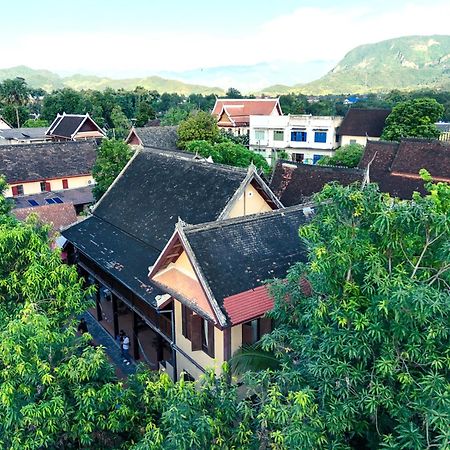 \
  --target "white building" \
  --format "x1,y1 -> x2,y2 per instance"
249,114 -> 343,165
